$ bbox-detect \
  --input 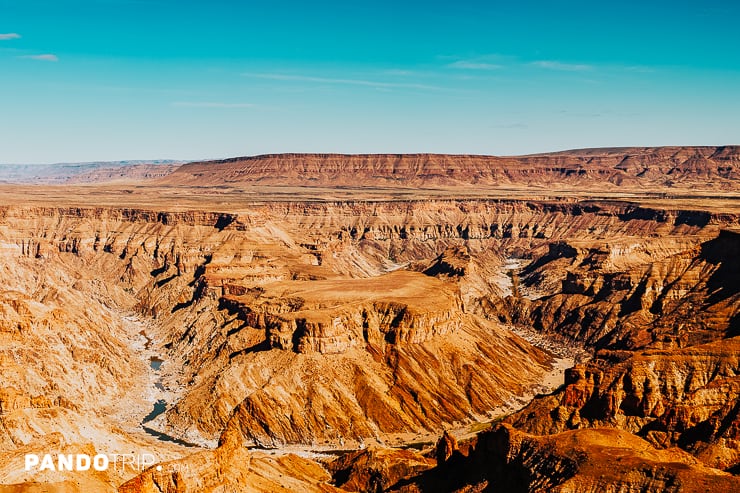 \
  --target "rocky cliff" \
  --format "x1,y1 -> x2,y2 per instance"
490,229 -> 740,350
159,147 -> 740,189
405,424 -> 740,492
485,228 -> 740,476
